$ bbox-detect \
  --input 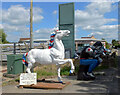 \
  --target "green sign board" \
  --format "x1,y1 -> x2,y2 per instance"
59,3 -> 75,58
